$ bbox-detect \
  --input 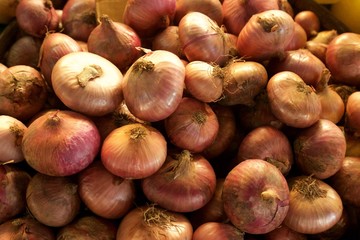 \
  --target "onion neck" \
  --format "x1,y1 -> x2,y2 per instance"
9,122 -> 24,146
128,125 -> 147,142
192,112 -> 207,125
77,64 -> 103,88
292,176 -> 327,201
314,68 -> 331,92
133,59 -> 155,73
45,110 -> 61,128
166,150 -> 193,180
143,205 -> 175,228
